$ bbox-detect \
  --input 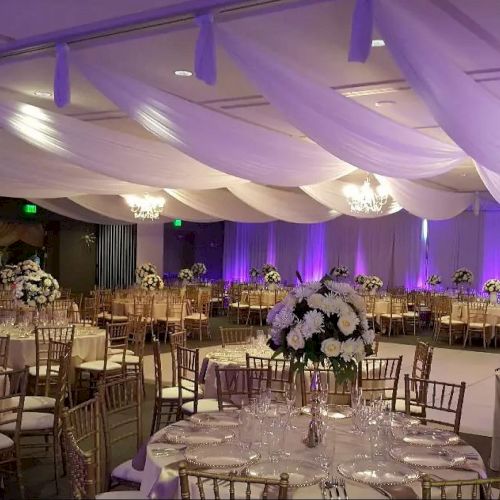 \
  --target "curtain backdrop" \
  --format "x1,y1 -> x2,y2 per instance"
223,210 -> 499,290
0,223 -> 44,247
